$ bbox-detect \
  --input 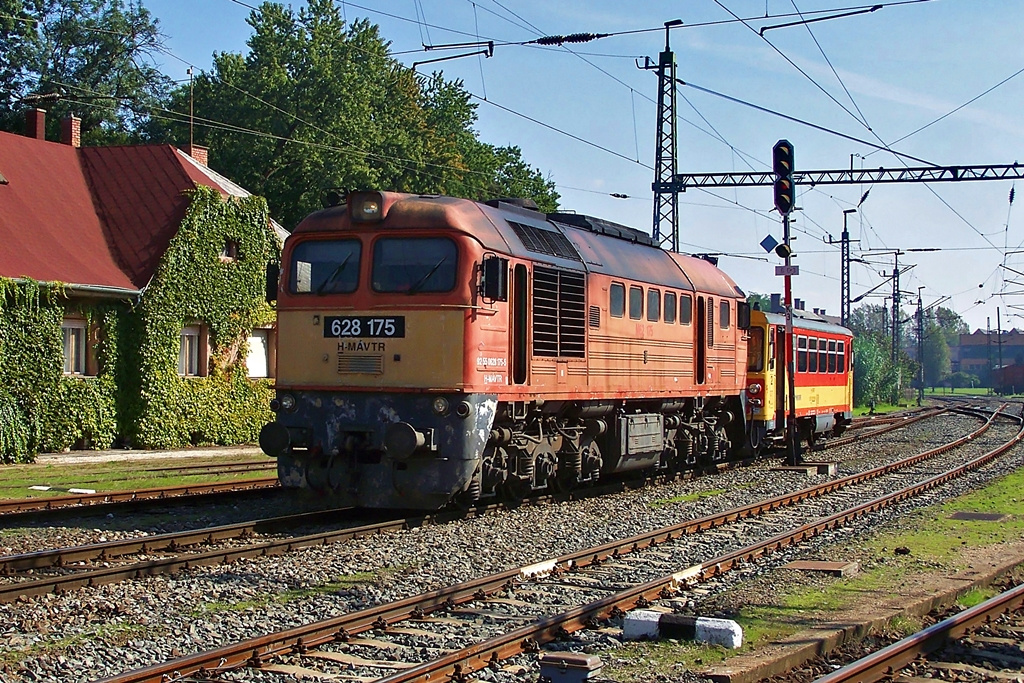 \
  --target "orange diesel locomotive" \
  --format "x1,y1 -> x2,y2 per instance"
744,309 -> 853,452
259,191 -> 751,508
